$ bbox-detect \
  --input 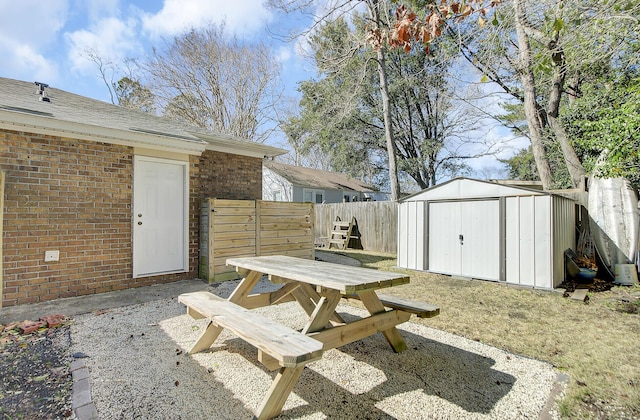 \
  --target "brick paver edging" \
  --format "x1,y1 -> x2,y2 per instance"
70,359 -> 99,419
